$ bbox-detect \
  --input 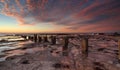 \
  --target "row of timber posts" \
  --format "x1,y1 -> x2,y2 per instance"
20,34 -> 120,61
23,34 -> 42,43
23,34 -> 89,58
25,34 -> 57,45
33,34 -> 49,43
